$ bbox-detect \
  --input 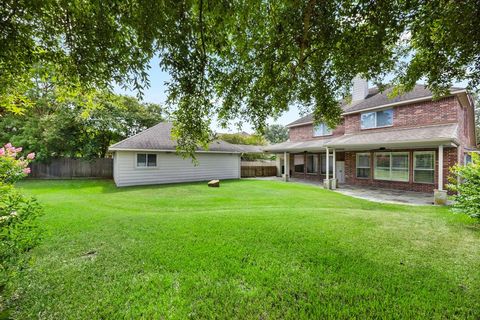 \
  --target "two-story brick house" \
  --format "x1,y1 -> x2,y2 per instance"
265,77 -> 477,202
